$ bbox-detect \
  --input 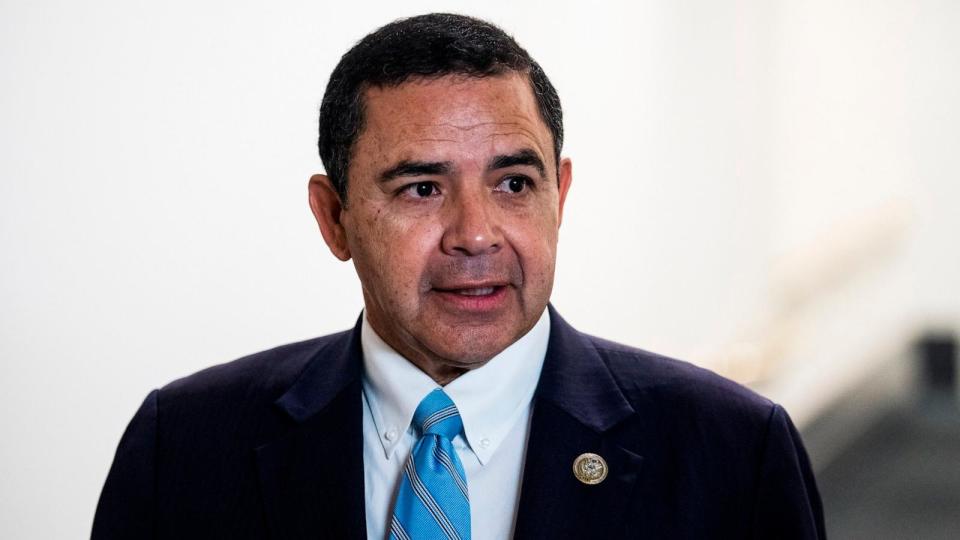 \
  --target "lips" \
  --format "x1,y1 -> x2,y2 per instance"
449,286 -> 497,296
433,283 -> 505,296
431,283 -> 510,312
